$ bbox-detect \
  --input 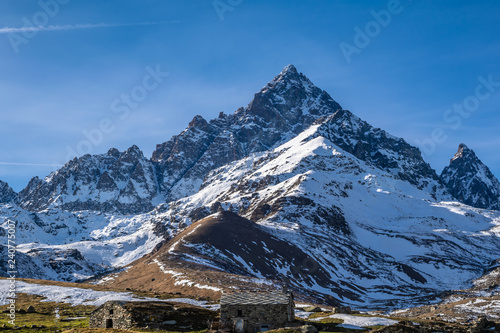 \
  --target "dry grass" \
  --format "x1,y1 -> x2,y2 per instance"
307,311 -> 333,319
62,329 -> 207,333
0,292 -> 94,332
